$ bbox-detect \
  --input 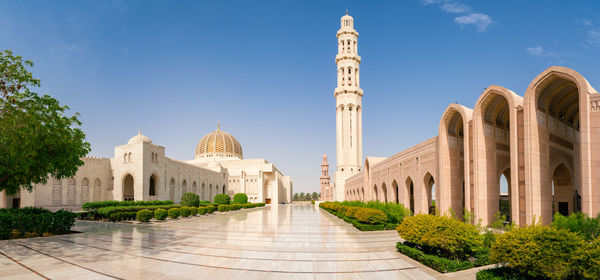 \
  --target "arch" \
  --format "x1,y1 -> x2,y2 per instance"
209,184 -> 213,201
192,181 -> 197,194
52,179 -> 62,205
373,184 -> 378,201
149,174 -> 157,196
182,180 -> 188,194
438,103 -> 473,219
169,178 -> 175,201
381,183 -> 388,203
392,180 -> 399,204
123,174 -> 134,201
524,66 -> 599,222
222,185 -> 226,194
67,178 -> 76,205
473,85 -> 523,226
424,172 -> 436,214
123,153 -> 127,163
81,177 -> 90,203
551,163 -> 576,216
405,177 -> 415,213
201,183 -> 206,200
93,178 -> 101,201
128,152 -> 132,162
